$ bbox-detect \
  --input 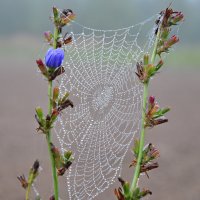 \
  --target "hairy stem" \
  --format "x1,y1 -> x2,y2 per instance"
130,27 -> 161,193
